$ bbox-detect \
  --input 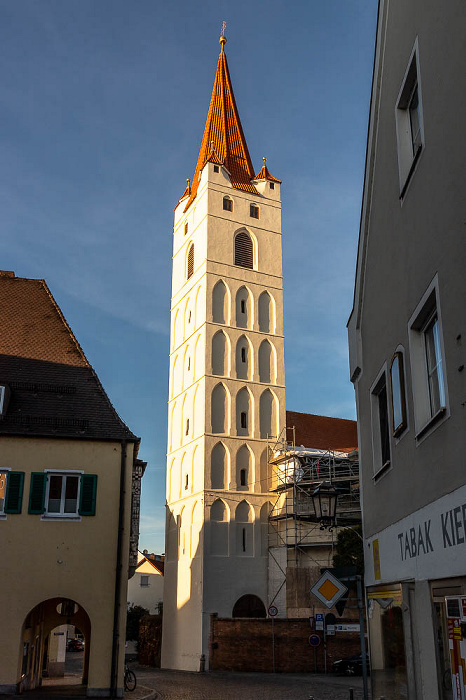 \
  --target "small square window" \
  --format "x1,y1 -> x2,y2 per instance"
250,204 -> 259,219
223,197 -> 233,212
214,165 -> 219,173
269,182 -> 275,190
140,575 -> 149,587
